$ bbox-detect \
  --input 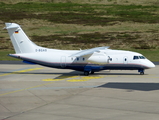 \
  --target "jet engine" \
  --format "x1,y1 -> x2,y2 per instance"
87,54 -> 109,65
